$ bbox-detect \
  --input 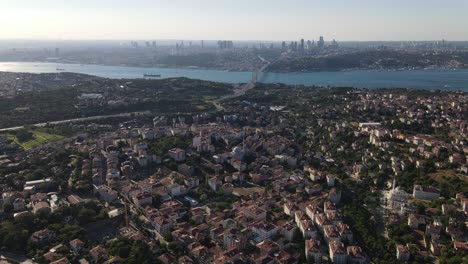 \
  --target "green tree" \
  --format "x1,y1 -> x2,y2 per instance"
16,129 -> 34,142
